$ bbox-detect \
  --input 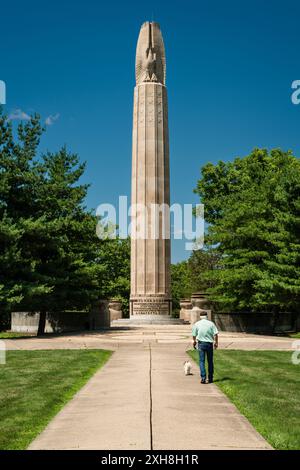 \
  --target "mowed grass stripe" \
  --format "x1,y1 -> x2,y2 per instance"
189,350 -> 300,450
0,349 -> 112,450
